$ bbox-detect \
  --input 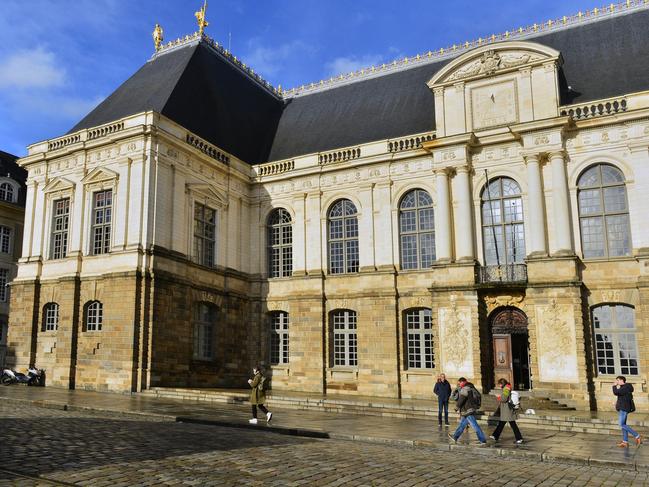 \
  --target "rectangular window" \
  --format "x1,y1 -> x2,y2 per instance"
193,203 -> 216,267
91,190 -> 112,255
193,303 -> 216,361
332,310 -> 357,367
593,305 -> 639,376
270,312 -> 289,365
406,309 -> 434,369
51,198 -> 70,259
0,227 -> 11,254
0,269 -> 7,302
